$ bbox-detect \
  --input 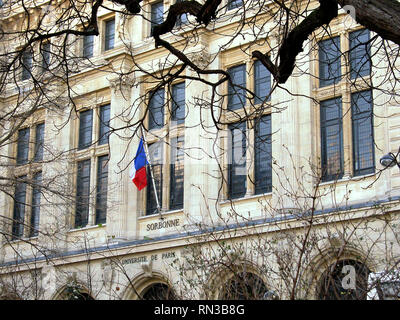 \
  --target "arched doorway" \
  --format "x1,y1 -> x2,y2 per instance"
220,271 -> 271,300
318,259 -> 370,300
55,284 -> 94,300
141,282 -> 175,300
